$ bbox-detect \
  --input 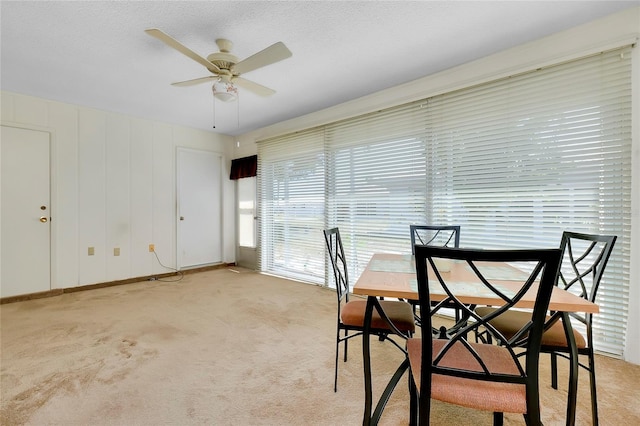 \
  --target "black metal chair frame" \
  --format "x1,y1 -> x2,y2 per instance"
409,225 -> 464,331
409,246 -> 563,426
409,225 -> 461,252
541,232 -> 616,425
323,227 -> 412,392
475,231 -> 616,425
